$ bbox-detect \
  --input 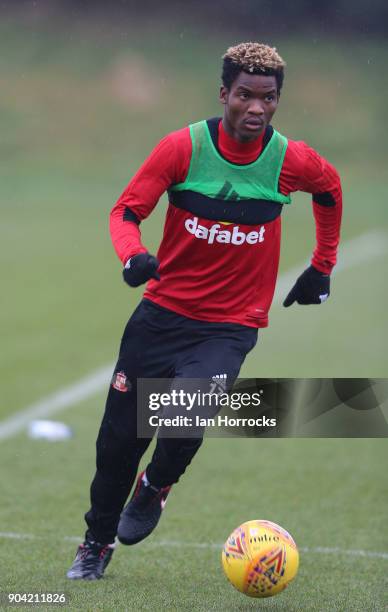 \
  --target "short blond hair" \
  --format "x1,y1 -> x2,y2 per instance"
222,42 -> 286,91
